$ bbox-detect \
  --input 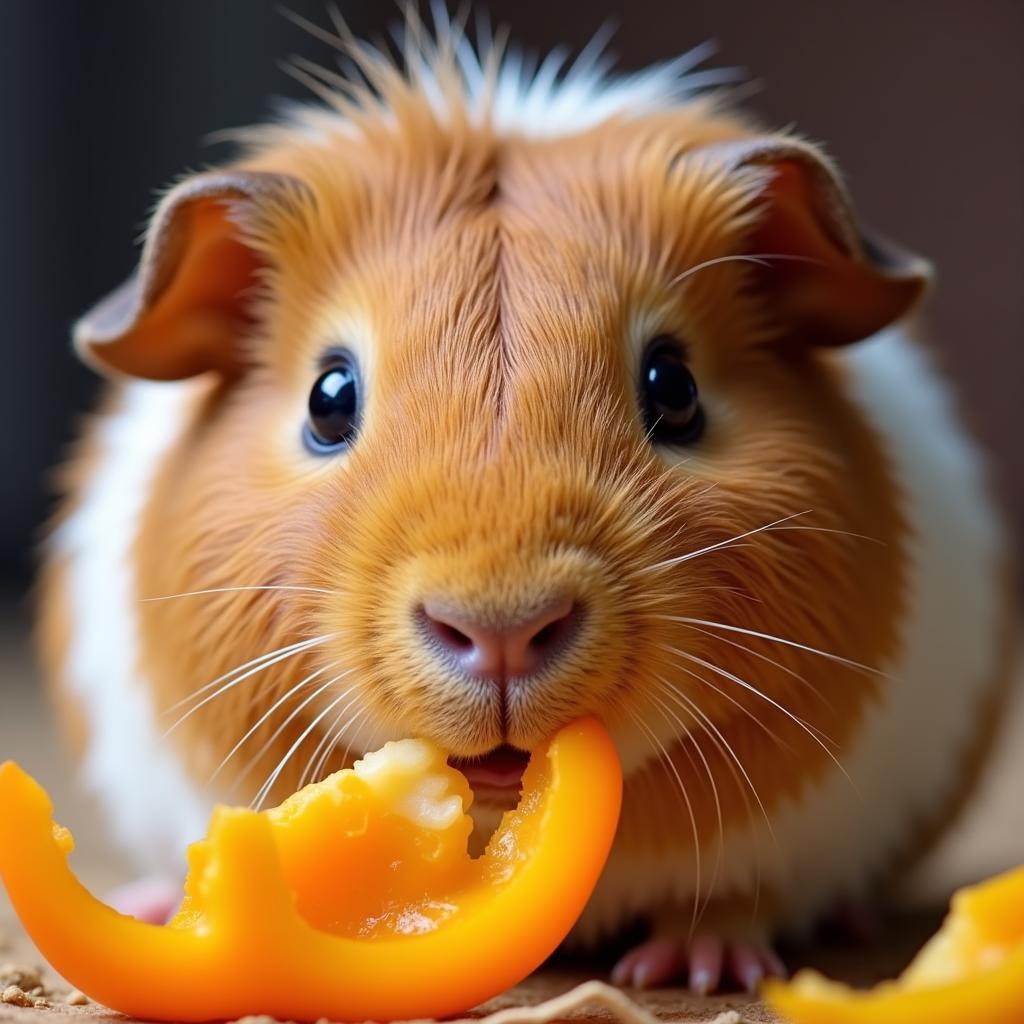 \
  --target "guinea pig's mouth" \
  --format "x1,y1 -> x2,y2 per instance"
448,745 -> 531,805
